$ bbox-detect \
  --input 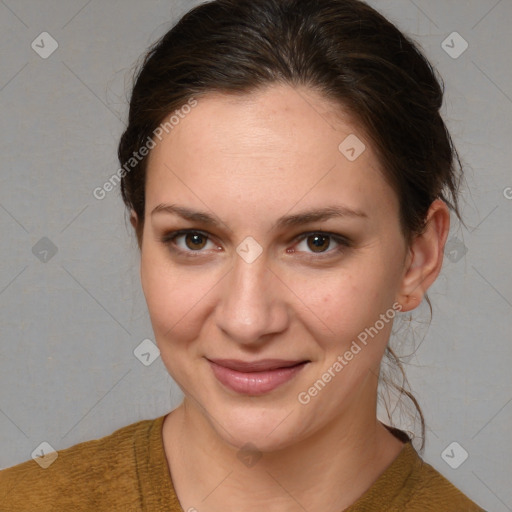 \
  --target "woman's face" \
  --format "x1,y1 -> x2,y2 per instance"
138,84 -> 412,451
